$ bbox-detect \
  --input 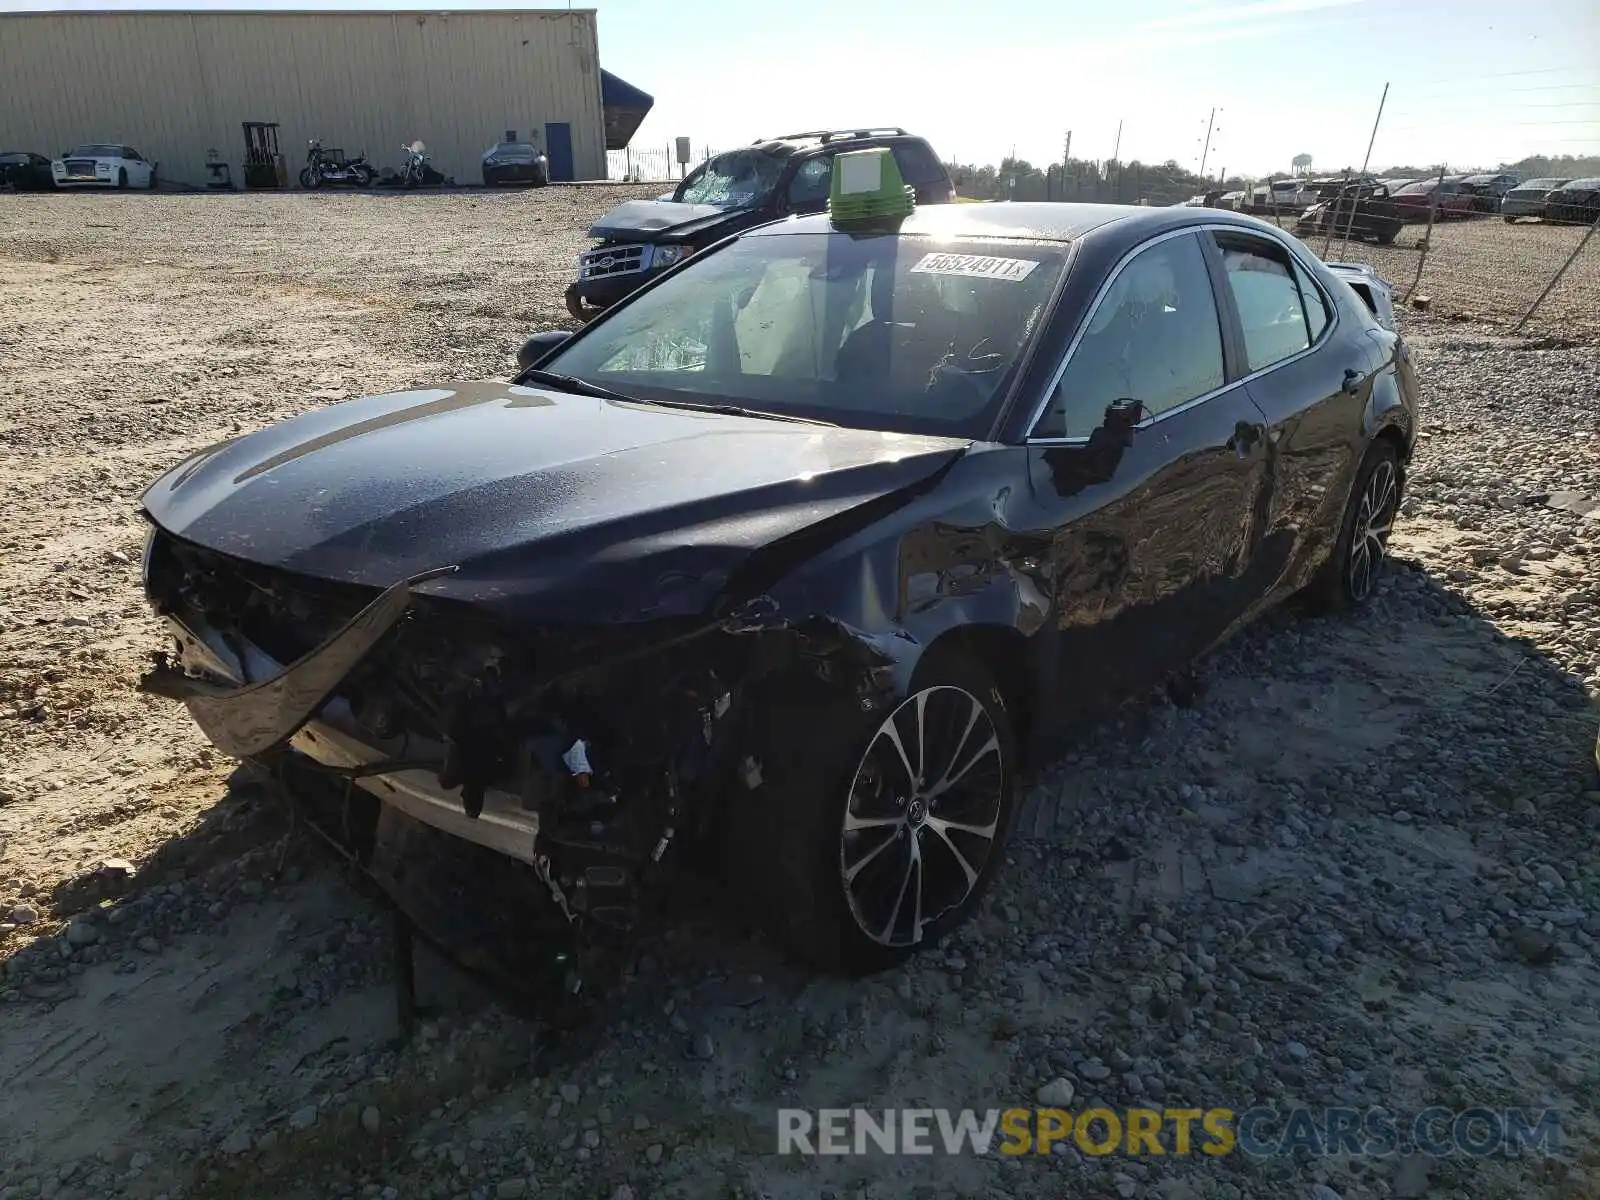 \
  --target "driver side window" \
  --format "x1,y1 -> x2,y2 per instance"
1033,232 -> 1225,439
